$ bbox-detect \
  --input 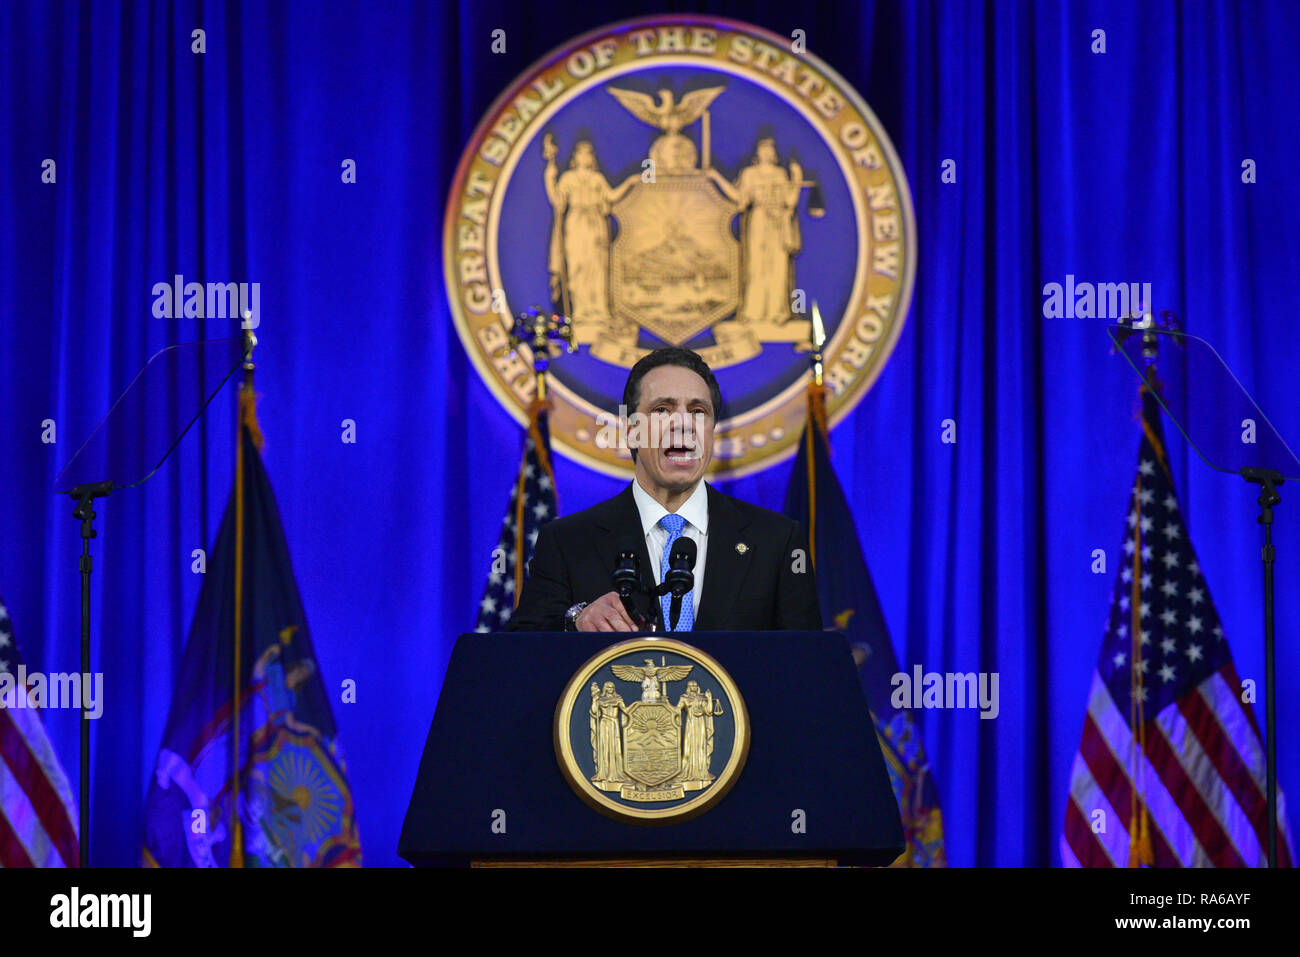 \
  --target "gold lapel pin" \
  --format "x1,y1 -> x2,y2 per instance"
735,543 -> 748,554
